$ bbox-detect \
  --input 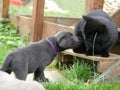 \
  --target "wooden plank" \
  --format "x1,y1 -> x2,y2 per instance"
42,21 -> 73,39
17,15 -> 32,35
0,0 -> 9,18
61,49 -> 120,73
111,9 -> 120,28
30,0 -> 45,42
85,0 -> 104,14
97,61 -> 116,72
62,49 -> 120,62
93,59 -> 120,83
44,17 -> 79,26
